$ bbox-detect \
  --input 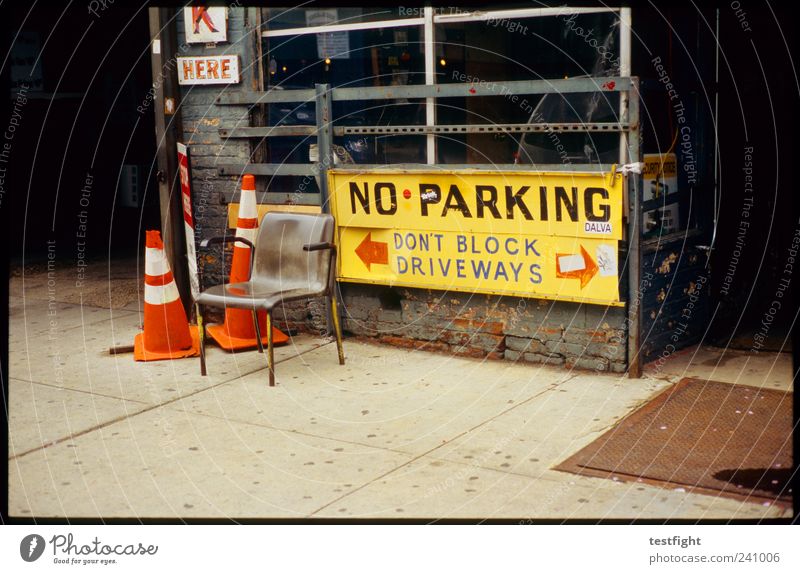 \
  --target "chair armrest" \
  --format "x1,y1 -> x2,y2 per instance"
199,235 -> 256,251
199,235 -> 256,281
303,242 -> 336,252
